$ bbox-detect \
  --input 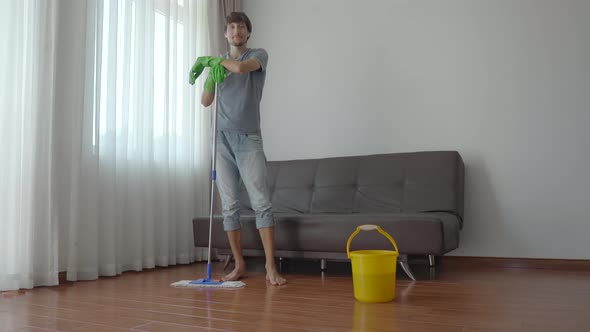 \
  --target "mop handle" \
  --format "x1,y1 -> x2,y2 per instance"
207,83 -> 219,275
